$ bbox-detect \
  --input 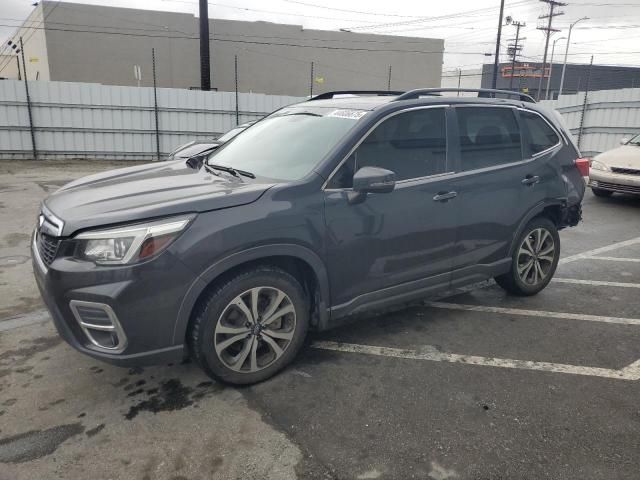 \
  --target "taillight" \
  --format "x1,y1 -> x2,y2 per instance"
575,158 -> 590,177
